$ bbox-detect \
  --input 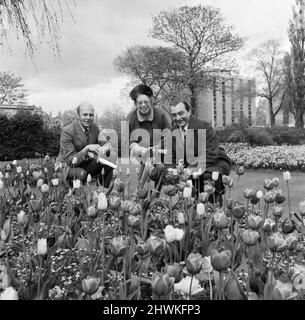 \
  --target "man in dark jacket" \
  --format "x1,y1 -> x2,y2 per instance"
169,101 -> 231,200
56,101 -> 116,187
